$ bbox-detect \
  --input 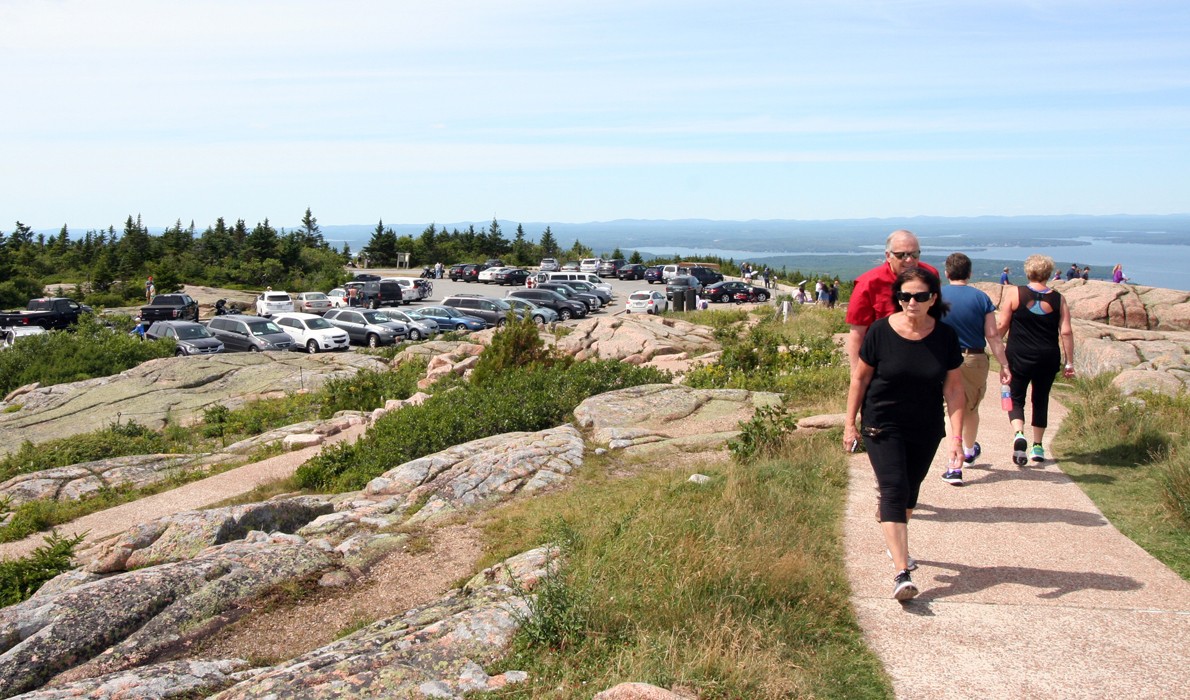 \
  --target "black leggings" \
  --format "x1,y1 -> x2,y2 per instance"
1007,351 -> 1061,428
864,428 -> 941,523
